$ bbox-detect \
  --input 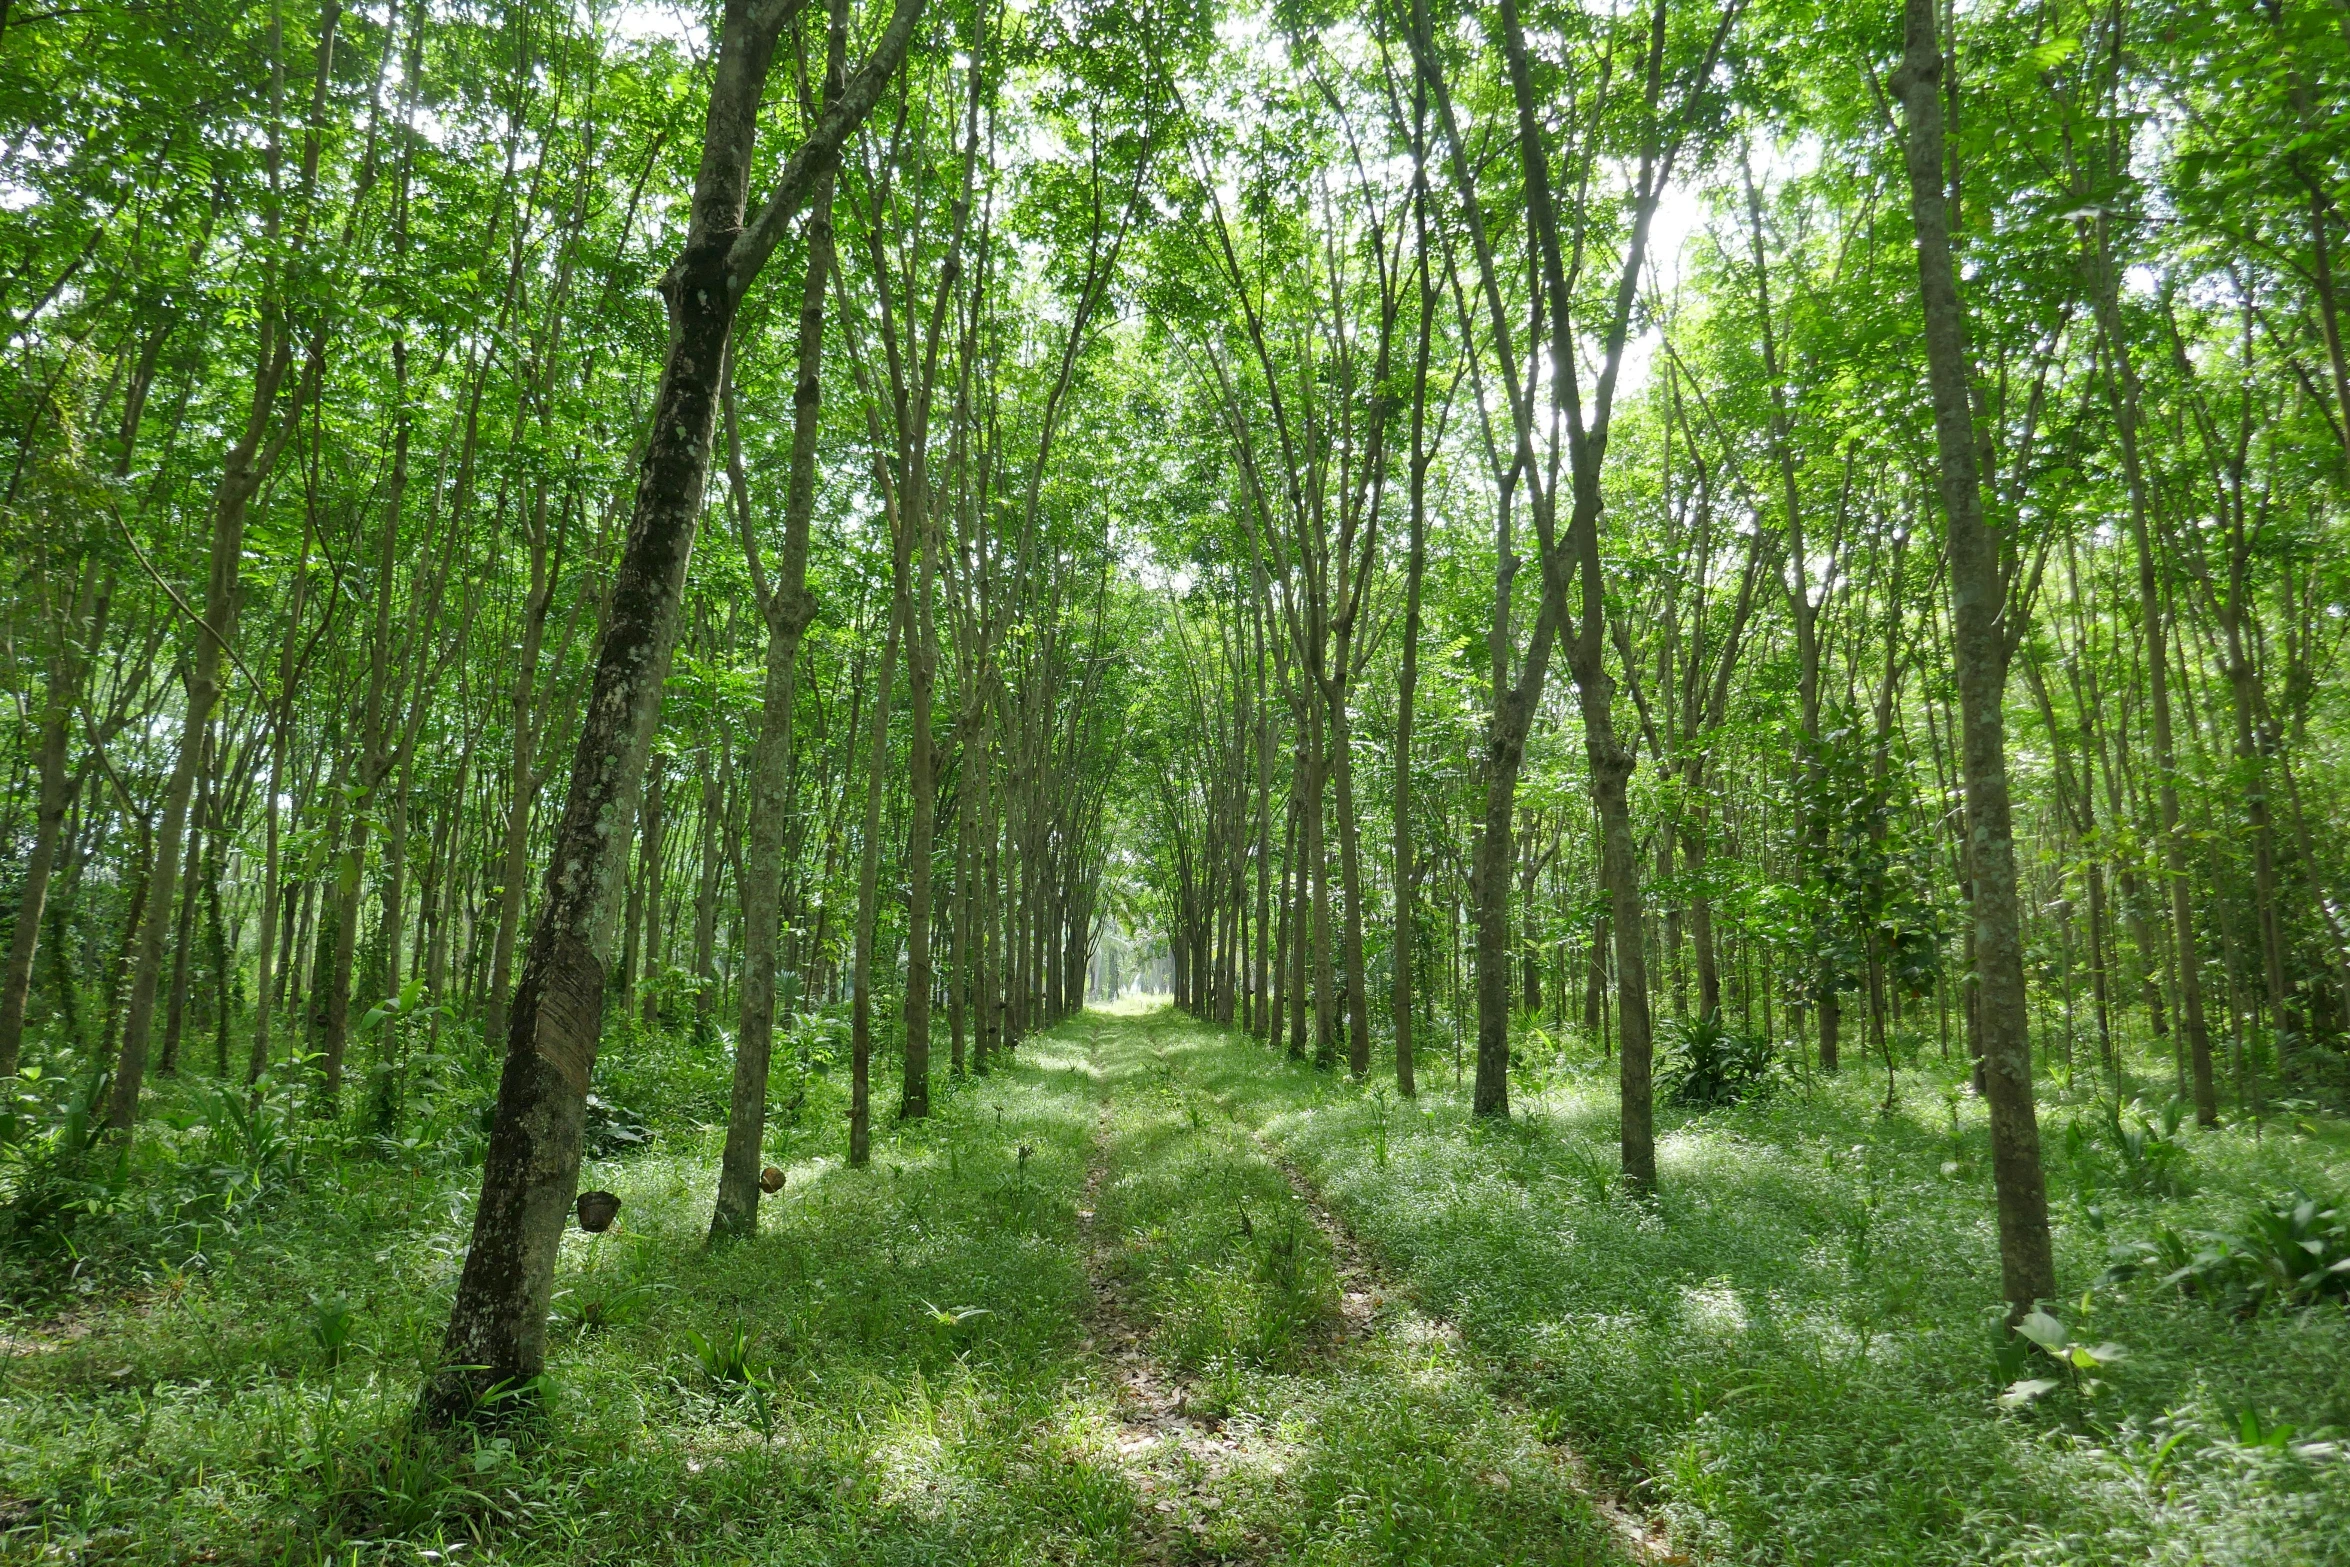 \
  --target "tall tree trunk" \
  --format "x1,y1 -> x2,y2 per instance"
159,756 -> 207,1077
1685,829 -> 1720,1018
110,0 -> 336,1131
321,756 -> 365,1097
1469,591 -> 1561,1119
1893,0 -> 2057,1314
901,521 -> 937,1118
250,501 -> 320,1081
692,739 -> 724,1038
1327,685 -> 1371,1076
711,67 -> 837,1236
2082,211 -> 2218,1122
111,369 -> 307,1127
1389,530 -> 1420,1093
1253,580 -> 1272,1038
426,0 -> 921,1419
848,580 -> 907,1166
484,489 -> 561,1051
0,557 -> 98,1079
1304,711 -> 1335,1068
639,756 -> 666,1024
